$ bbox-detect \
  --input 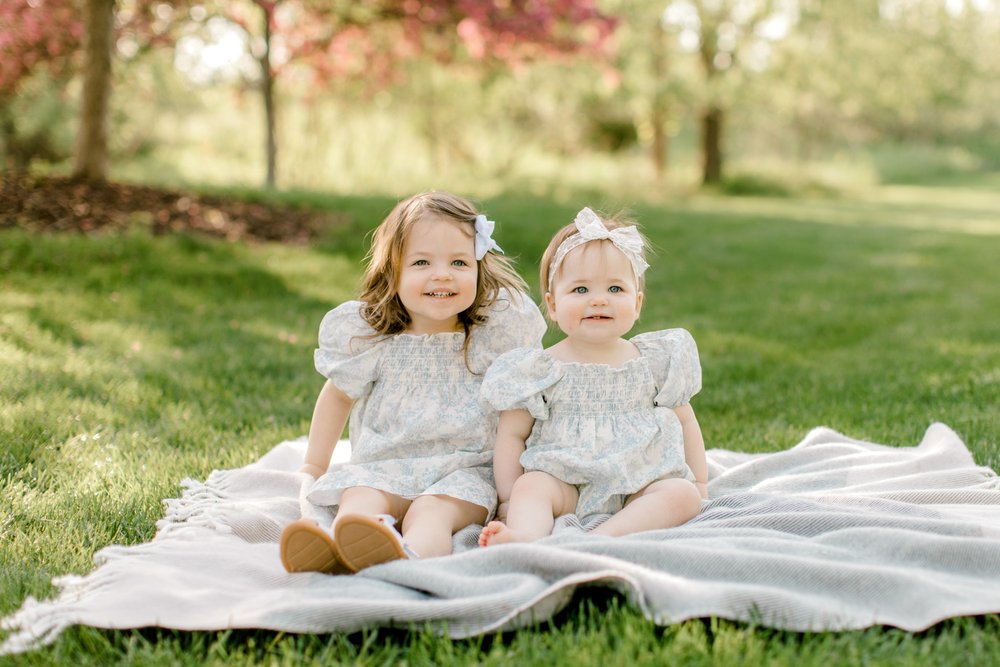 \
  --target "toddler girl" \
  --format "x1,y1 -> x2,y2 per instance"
280,191 -> 545,573
479,207 -> 707,546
